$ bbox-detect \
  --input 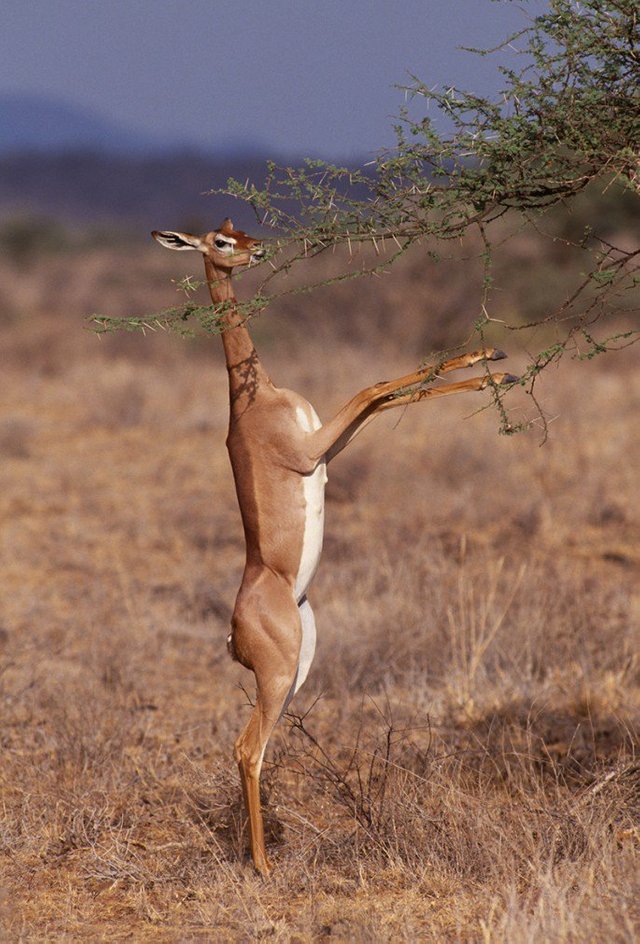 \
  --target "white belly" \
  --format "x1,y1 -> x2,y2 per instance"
294,405 -> 327,601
